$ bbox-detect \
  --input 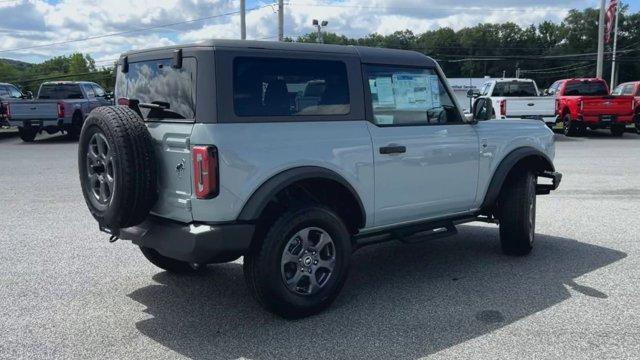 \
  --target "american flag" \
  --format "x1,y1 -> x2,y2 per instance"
605,0 -> 619,43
